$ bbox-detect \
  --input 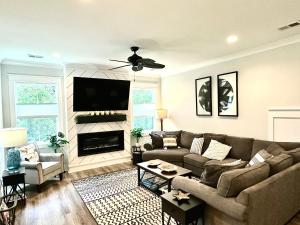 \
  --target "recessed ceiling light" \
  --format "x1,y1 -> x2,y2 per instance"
52,52 -> 61,58
28,54 -> 44,59
227,35 -> 238,44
